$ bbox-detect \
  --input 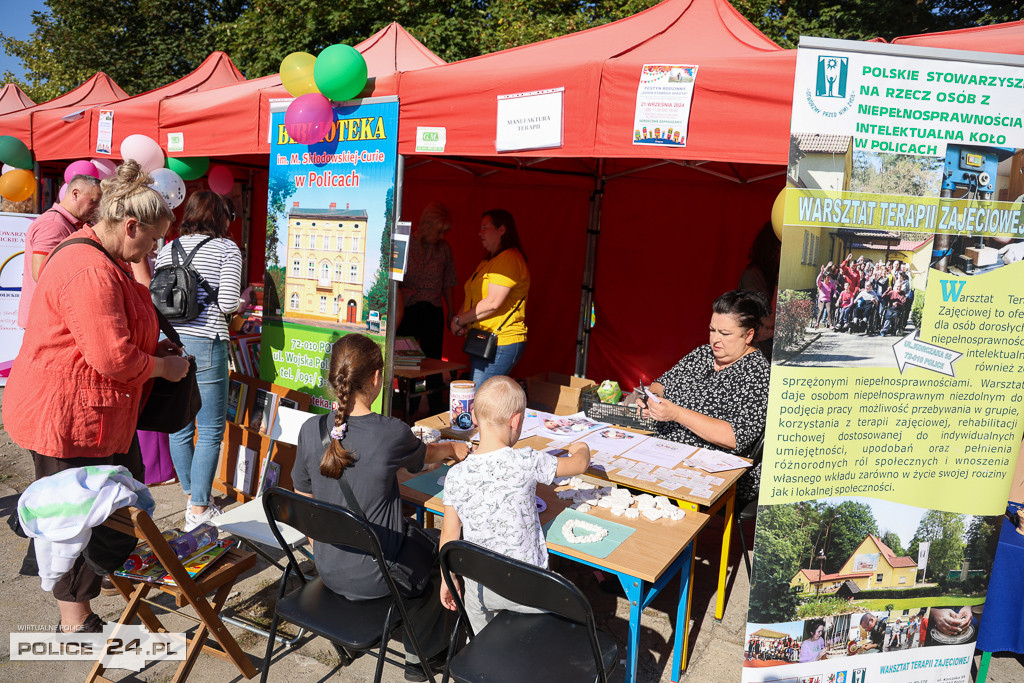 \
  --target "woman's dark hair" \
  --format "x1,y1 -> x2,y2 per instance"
713,289 -> 768,333
807,619 -> 825,636
178,190 -> 231,238
482,208 -> 527,261
320,333 -> 384,478
747,221 -> 781,294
